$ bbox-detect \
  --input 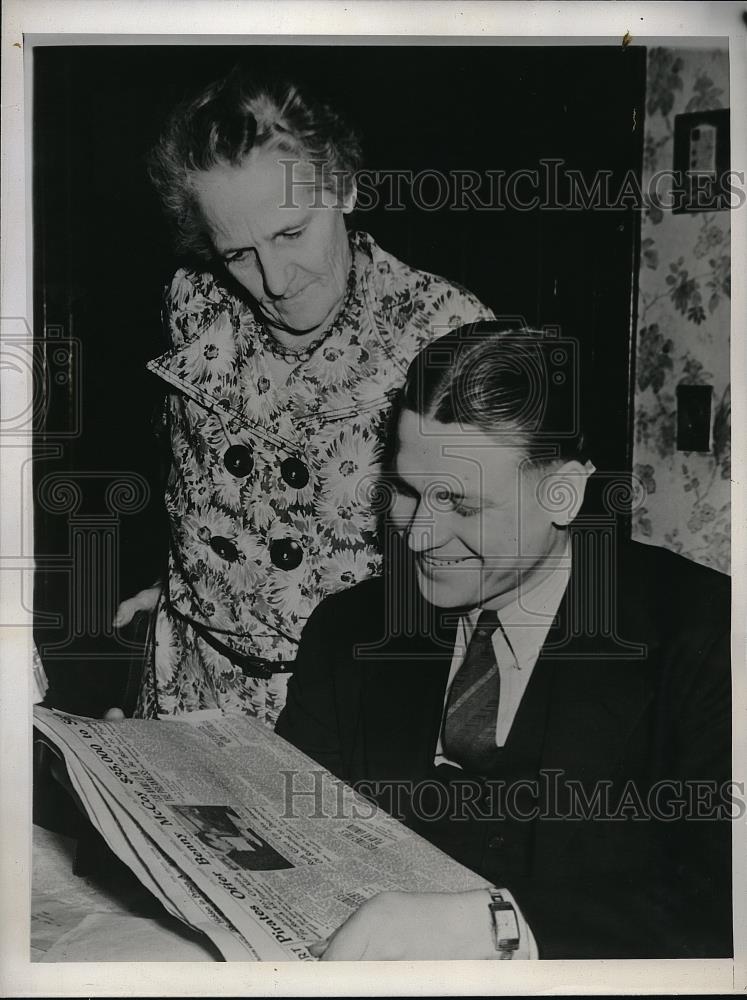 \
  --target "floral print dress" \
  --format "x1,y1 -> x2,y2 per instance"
137,231 -> 492,725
